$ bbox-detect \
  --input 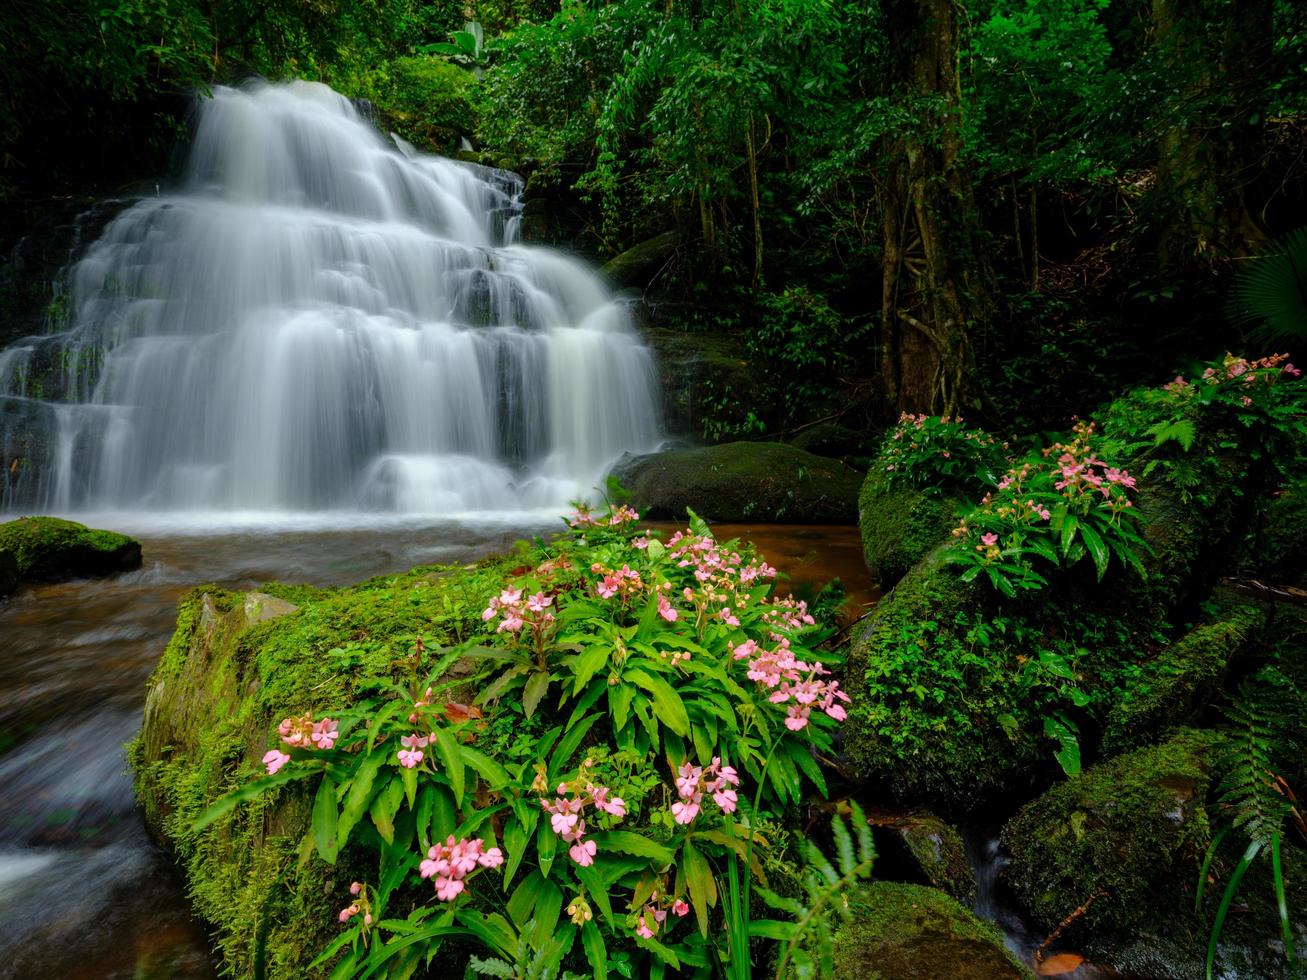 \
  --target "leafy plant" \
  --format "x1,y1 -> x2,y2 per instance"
876,412 -> 1008,494
1197,671 -> 1306,980
1229,226 -> 1307,345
